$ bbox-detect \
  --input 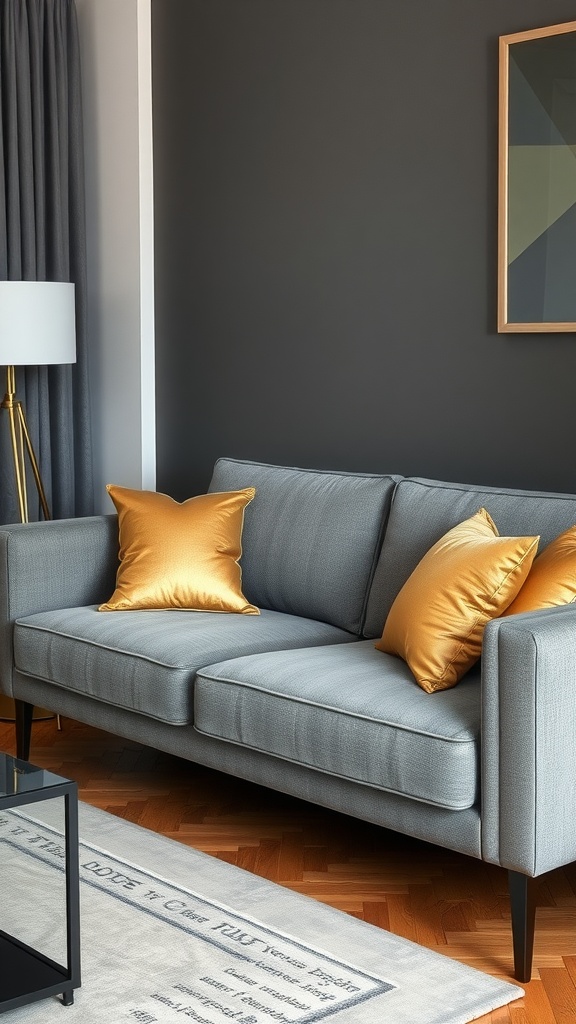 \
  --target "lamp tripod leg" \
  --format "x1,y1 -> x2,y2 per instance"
6,396 -> 28,523
16,402 -> 51,521
16,414 -> 29,521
